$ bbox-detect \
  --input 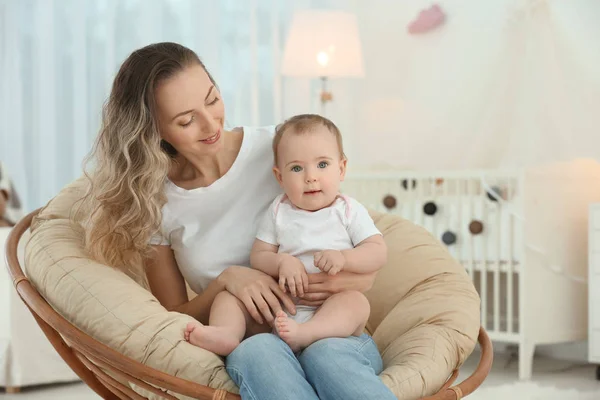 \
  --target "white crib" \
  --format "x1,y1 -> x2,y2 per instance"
342,160 -> 600,379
